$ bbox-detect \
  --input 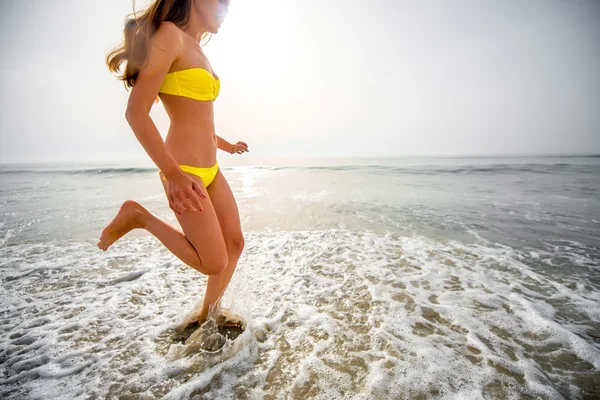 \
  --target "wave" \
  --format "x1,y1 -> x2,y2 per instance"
0,167 -> 157,176
232,163 -> 597,175
1,162 -> 597,177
